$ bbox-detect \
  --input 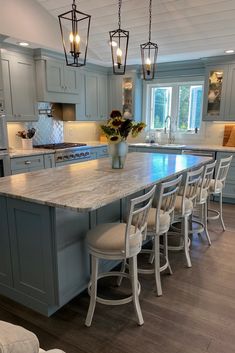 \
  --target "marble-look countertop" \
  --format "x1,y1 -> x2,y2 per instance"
9,148 -> 56,158
9,143 -> 108,158
0,152 -> 211,212
130,143 -> 235,152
